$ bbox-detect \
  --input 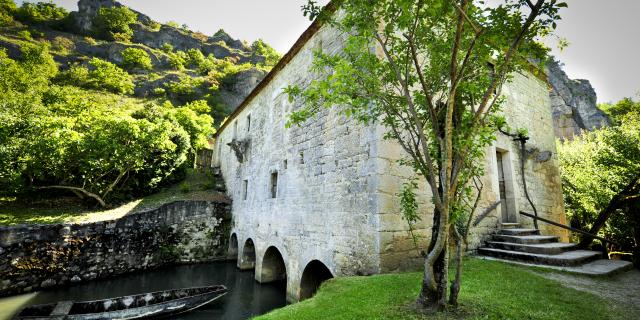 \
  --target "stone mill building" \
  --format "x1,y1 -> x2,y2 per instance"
212,5 -> 570,302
